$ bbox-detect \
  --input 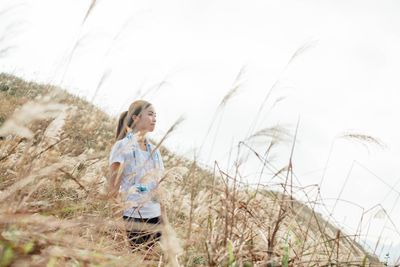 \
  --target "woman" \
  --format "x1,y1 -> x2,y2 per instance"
108,100 -> 164,250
